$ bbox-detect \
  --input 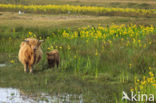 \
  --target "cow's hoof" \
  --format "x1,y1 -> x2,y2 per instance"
24,69 -> 29,73
30,70 -> 33,73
